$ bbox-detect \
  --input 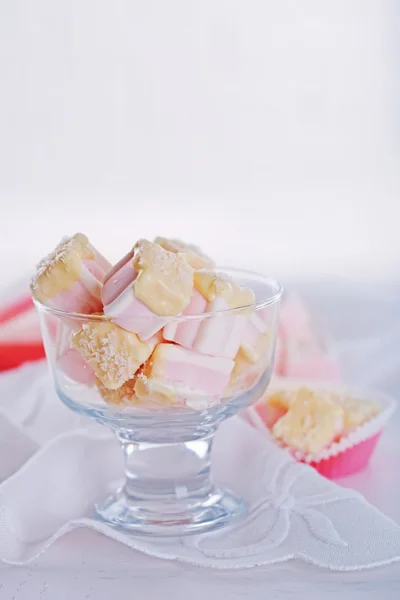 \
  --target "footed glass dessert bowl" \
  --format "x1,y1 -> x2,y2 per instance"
35,267 -> 282,536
